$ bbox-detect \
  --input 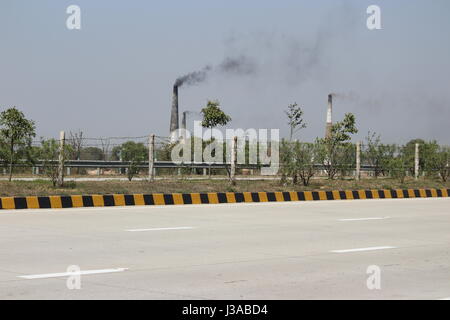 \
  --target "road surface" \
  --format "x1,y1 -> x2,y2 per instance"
1,198 -> 450,299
